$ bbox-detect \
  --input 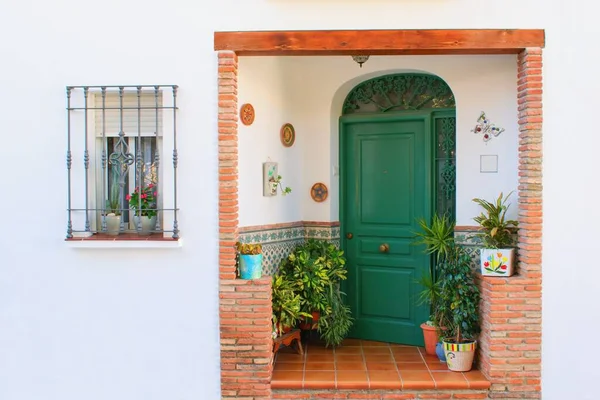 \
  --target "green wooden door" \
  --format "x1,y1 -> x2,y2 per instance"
340,113 -> 432,345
